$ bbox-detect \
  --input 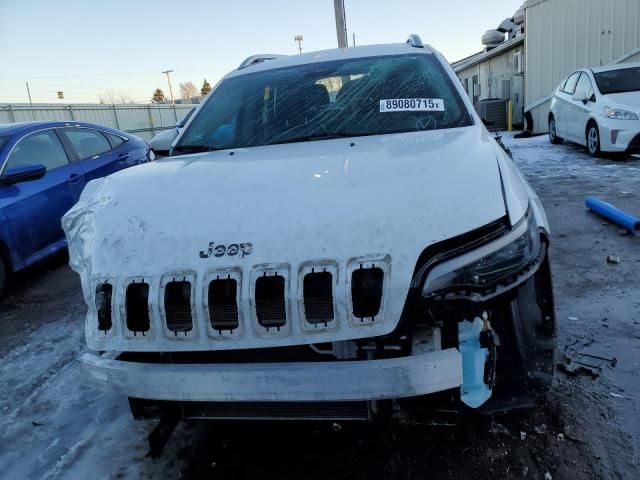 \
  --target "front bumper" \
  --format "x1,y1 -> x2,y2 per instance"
597,119 -> 640,152
78,348 -> 462,402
